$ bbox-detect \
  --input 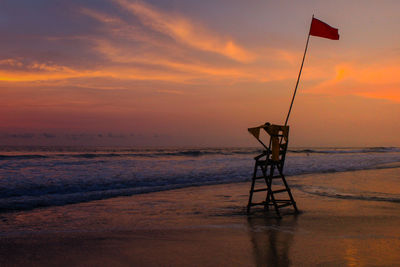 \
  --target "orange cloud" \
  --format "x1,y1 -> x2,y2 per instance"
156,89 -> 185,95
0,58 -> 24,67
76,4 -> 311,86
113,0 -> 254,62
306,61 -> 400,102
93,40 -> 252,78
0,53 -> 289,86
0,61 -> 192,84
